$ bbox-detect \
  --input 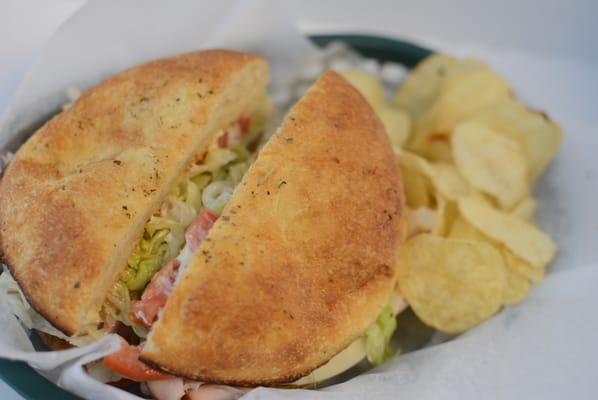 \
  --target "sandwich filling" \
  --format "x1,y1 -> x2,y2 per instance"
102,114 -> 264,340
102,97 -> 274,344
